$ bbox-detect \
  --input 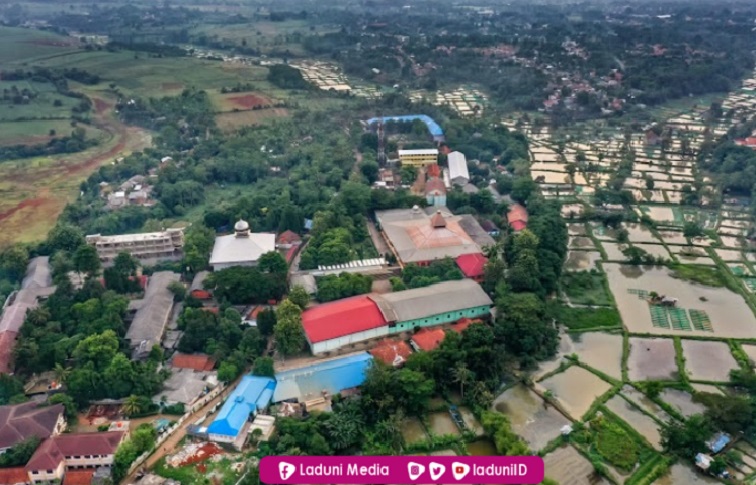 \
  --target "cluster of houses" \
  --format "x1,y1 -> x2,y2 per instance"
0,401 -> 124,485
